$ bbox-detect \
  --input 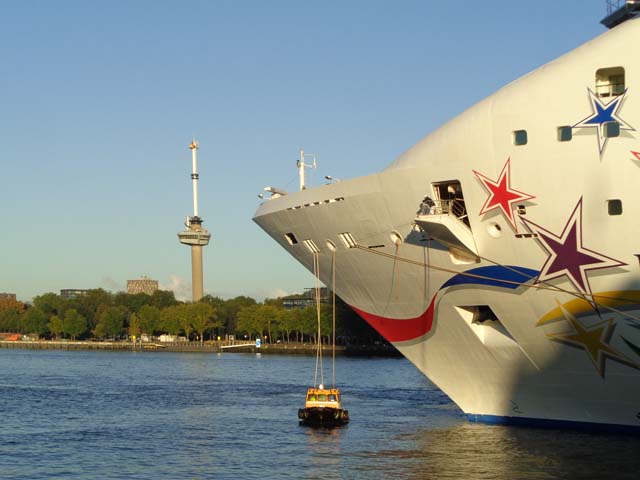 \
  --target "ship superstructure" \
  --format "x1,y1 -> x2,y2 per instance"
254,4 -> 640,429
